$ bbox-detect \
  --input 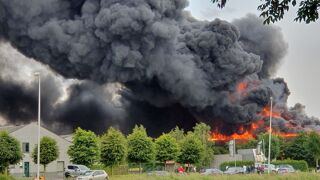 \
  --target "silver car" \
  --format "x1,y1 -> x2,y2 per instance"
277,165 -> 295,173
65,164 -> 90,178
224,167 -> 245,175
77,170 -> 109,180
201,168 -> 223,175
